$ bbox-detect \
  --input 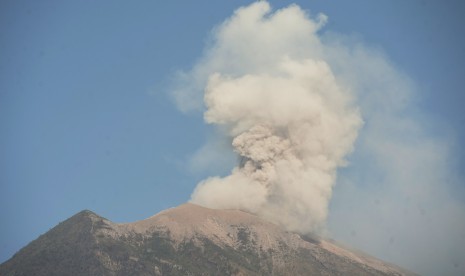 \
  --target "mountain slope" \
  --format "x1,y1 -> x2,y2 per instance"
0,203 -> 414,276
